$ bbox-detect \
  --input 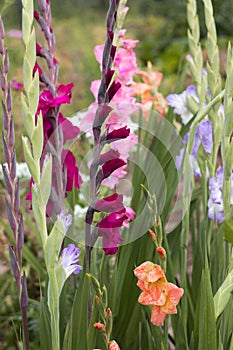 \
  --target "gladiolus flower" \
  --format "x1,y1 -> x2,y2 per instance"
134,261 -> 184,326
95,193 -> 124,212
61,244 -> 82,276
109,340 -> 121,350
102,158 -> 126,179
